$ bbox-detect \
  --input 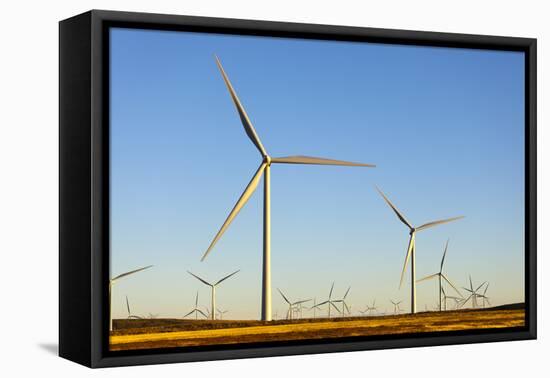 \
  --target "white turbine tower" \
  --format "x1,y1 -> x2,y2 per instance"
314,282 -> 341,318
376,187 -> 464,314
188,270 -> 240,320
109,265 -> 153,331
277,288 -> 311,320
183,291 -> 208,320
200,56 -> 375,321
416,239 -> 463,311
